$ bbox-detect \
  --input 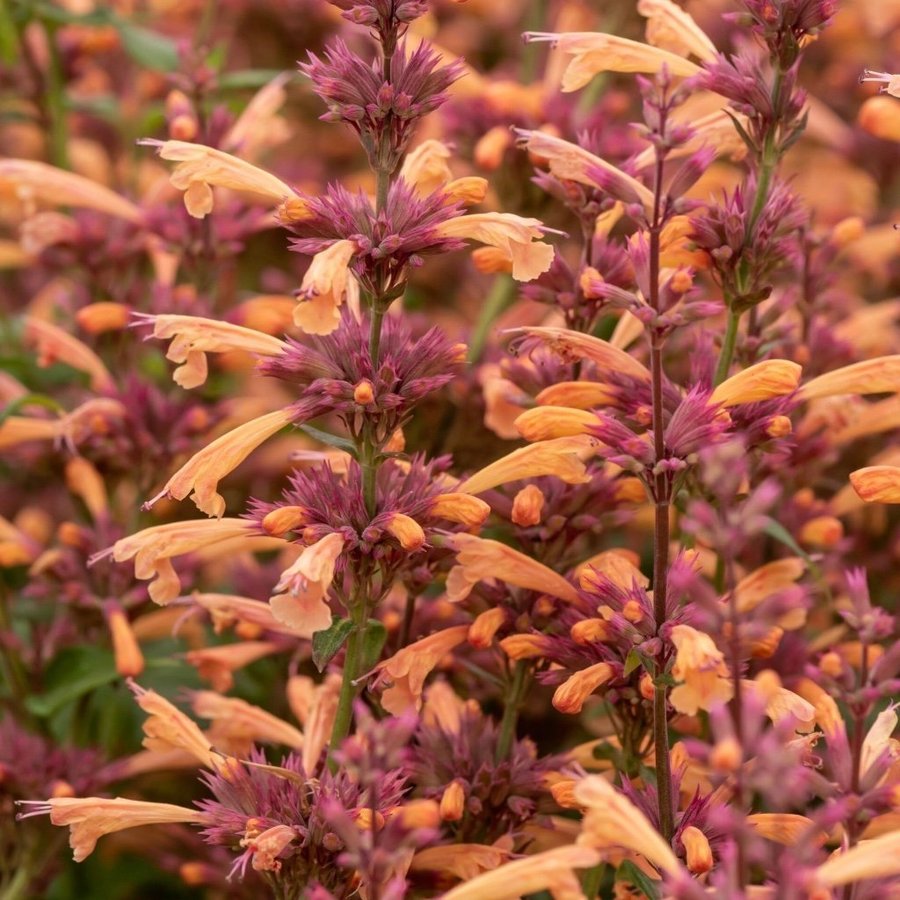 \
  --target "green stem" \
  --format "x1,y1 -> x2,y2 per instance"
328,599 -> 368,763
495,660 -> 529,762
43,23 -> 69,170
468,274 -> 516,363
713,307 -> 741,387
0,858 -> 34,900
581,861 -> 606,899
